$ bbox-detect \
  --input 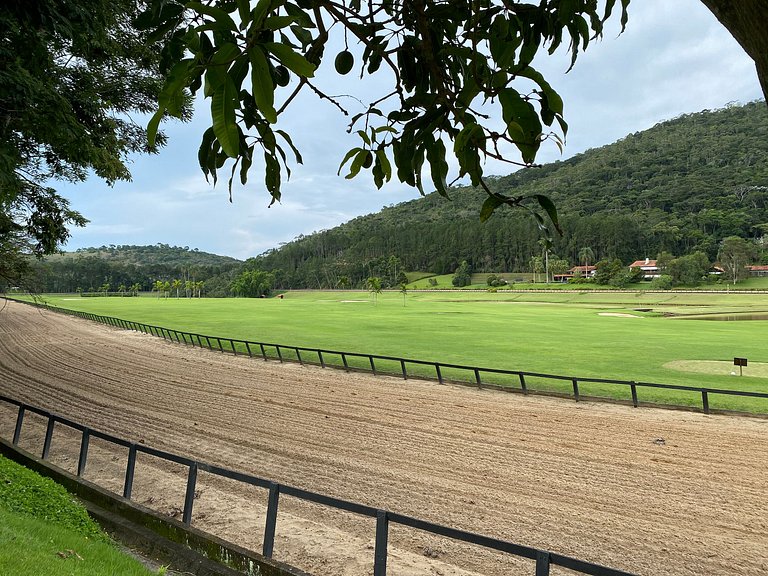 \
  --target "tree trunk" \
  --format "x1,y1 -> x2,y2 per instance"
699,0 -> 768,100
